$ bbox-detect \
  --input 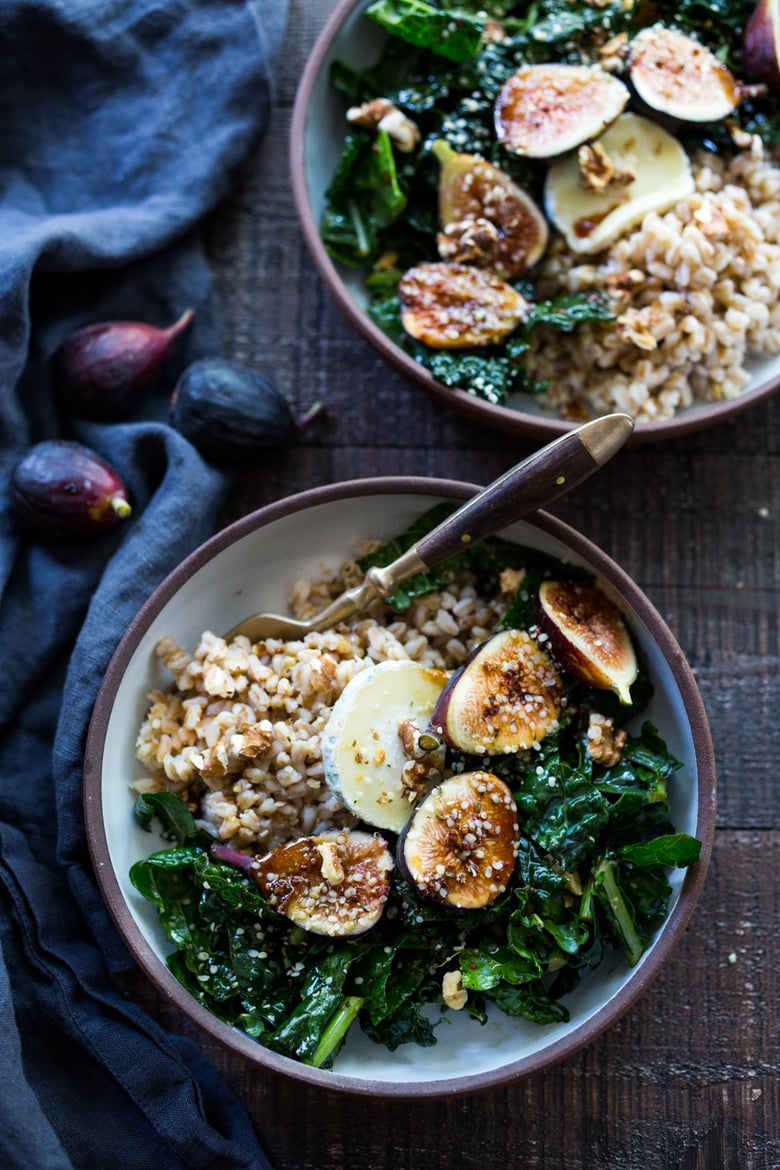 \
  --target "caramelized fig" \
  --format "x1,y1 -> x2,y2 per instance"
494,64 -> 629,159
536,579 -> 638,705
544,114 -> 694,254
398,771 -> 519,910
743,0 -> 780,90
628,24 -> 742,122
429,628 -> 564,755
398,261 -> 530,349
432,139 -> 548,278
11,440 -> 131,538
211,831 -> 393,937
53,309 -> 195,421
169,358 -> 296,464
